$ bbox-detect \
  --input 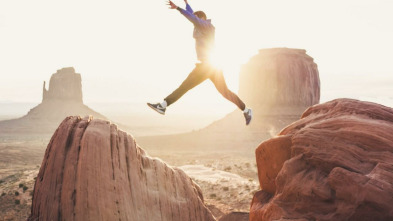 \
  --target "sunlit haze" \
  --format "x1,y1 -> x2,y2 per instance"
1,0 -> 393,115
